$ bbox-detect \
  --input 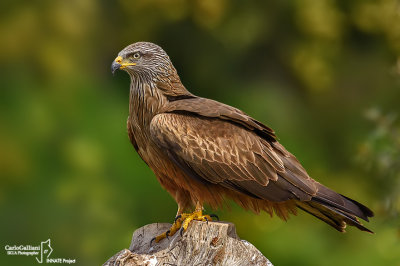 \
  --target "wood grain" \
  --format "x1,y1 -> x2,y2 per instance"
104,221 -> 273,266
